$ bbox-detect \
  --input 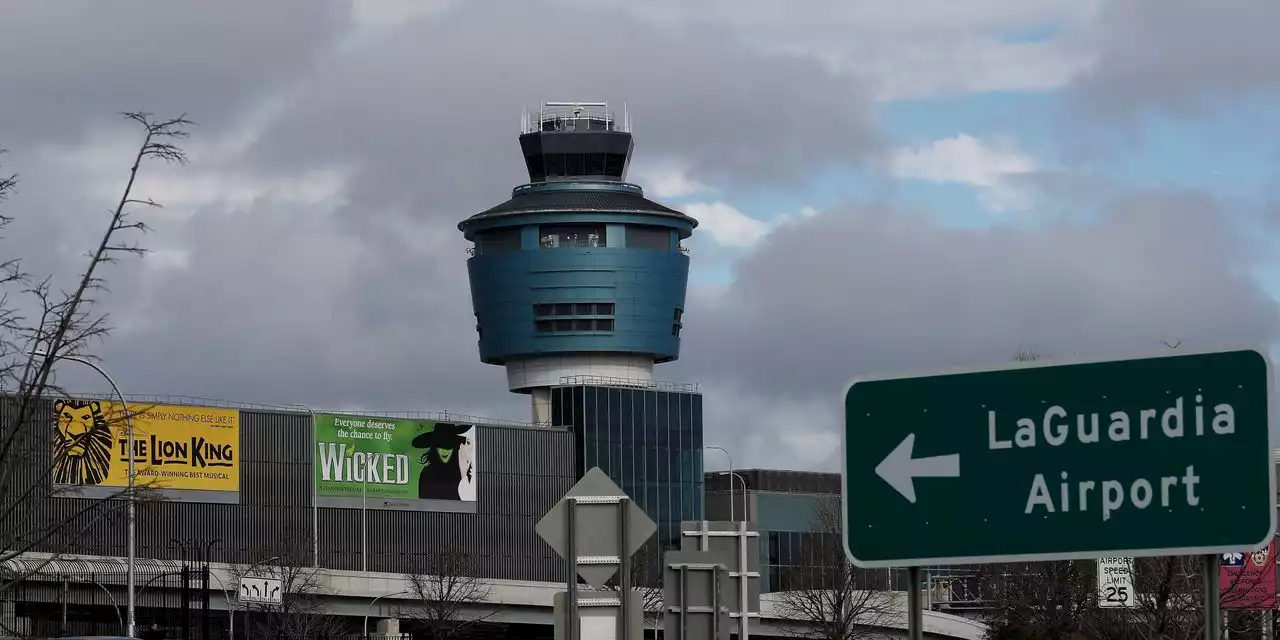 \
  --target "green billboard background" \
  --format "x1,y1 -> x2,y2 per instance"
313,413 -> 477,503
